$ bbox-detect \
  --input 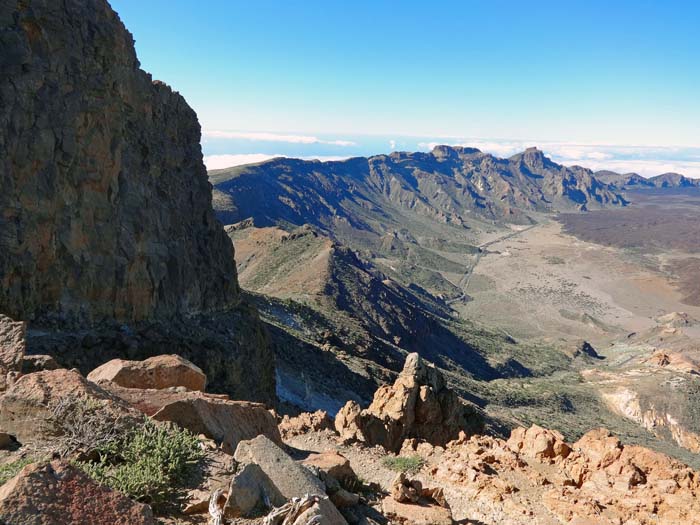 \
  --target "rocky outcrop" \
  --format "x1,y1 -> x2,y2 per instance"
0,460 -> 155,524
96,380 -> 281,454
507,424 -> 571,460
335,353 -> 483,452
0,369 -> 139,443
0,0 -> 238,323
279,410 -> 334,438
424,425 -> 700,525
87,354 -> 206,391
